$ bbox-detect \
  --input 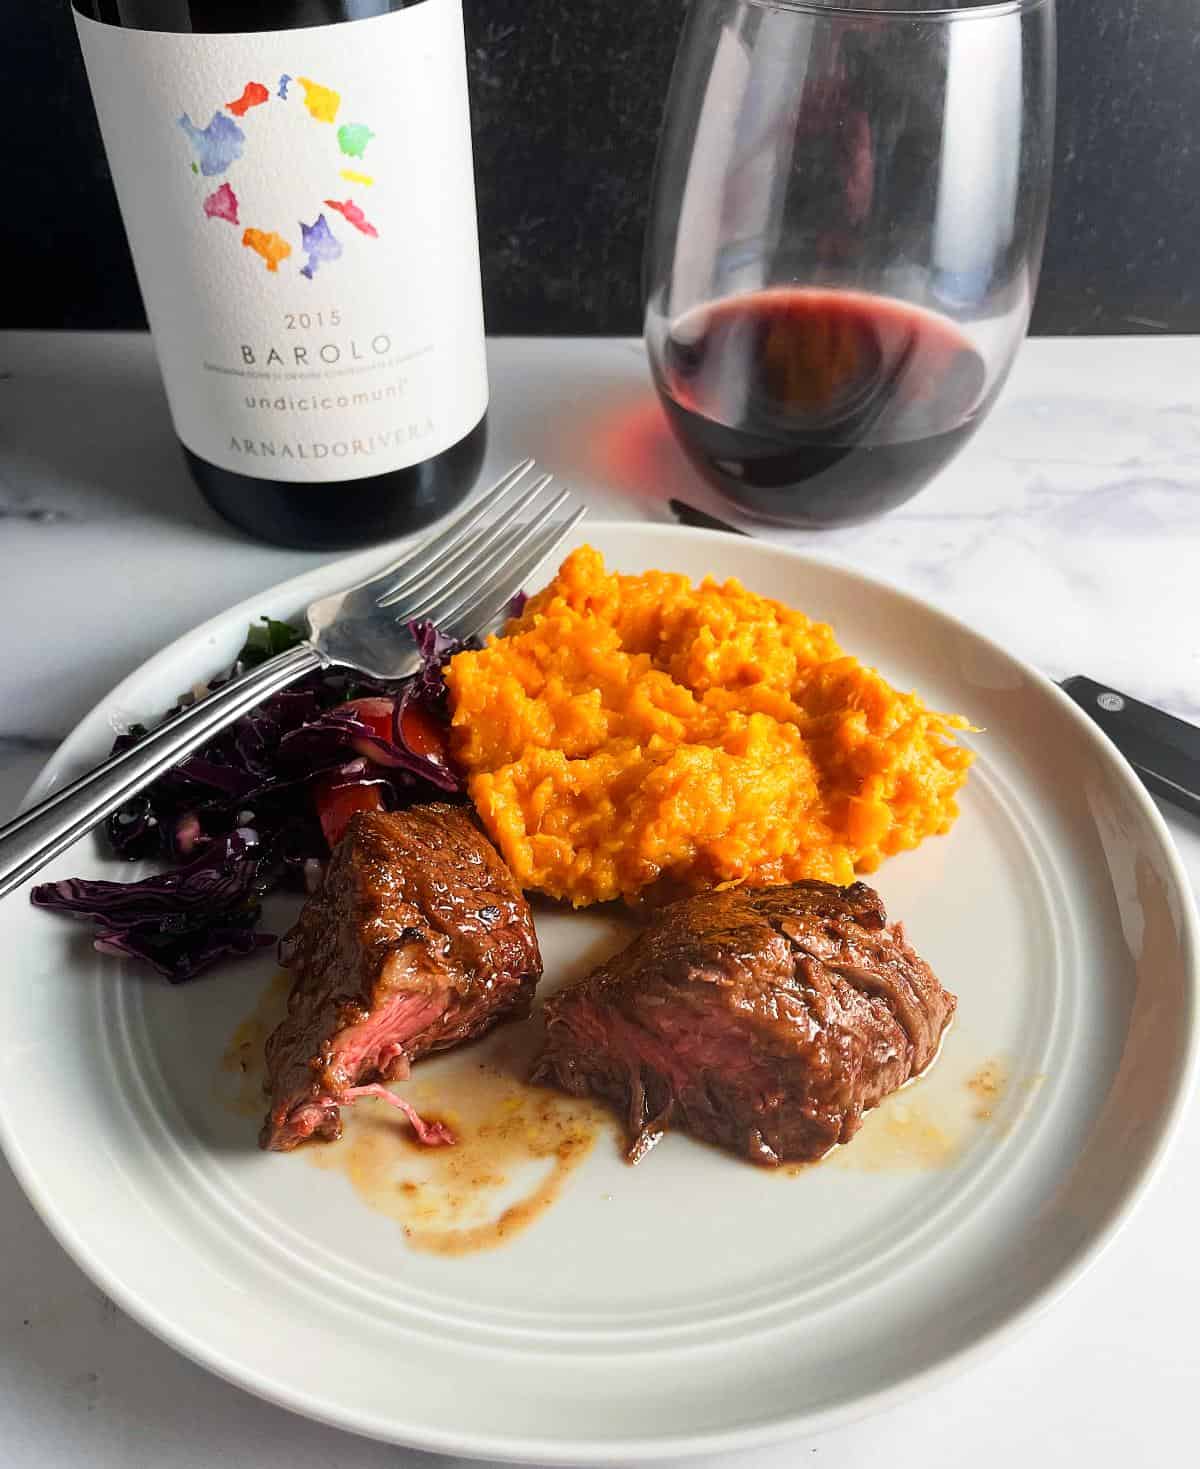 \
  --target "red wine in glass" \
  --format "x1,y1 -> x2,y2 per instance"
654,288 -> 991,528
